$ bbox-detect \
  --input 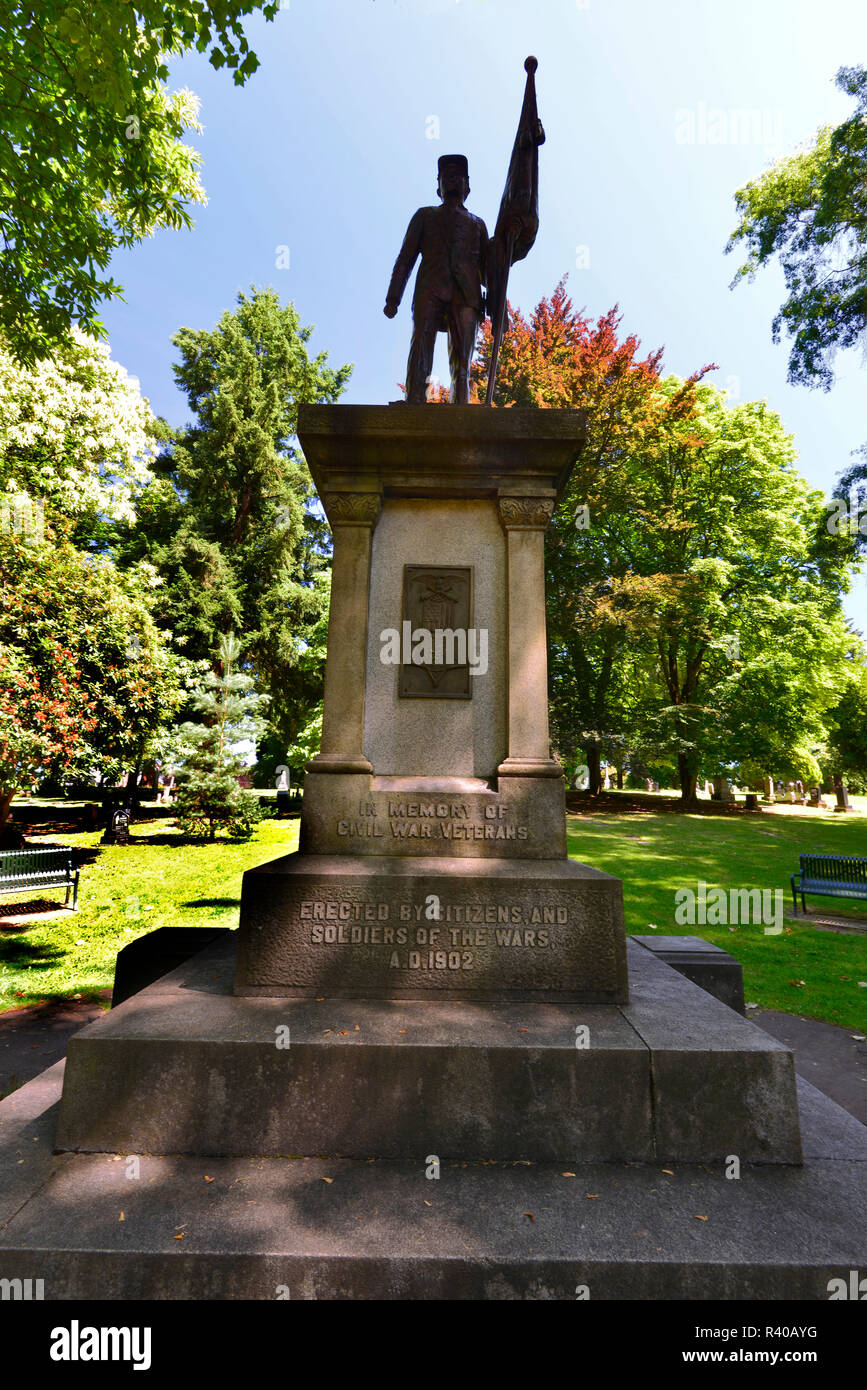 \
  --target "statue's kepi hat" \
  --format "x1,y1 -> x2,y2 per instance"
438,154 -> 469,176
